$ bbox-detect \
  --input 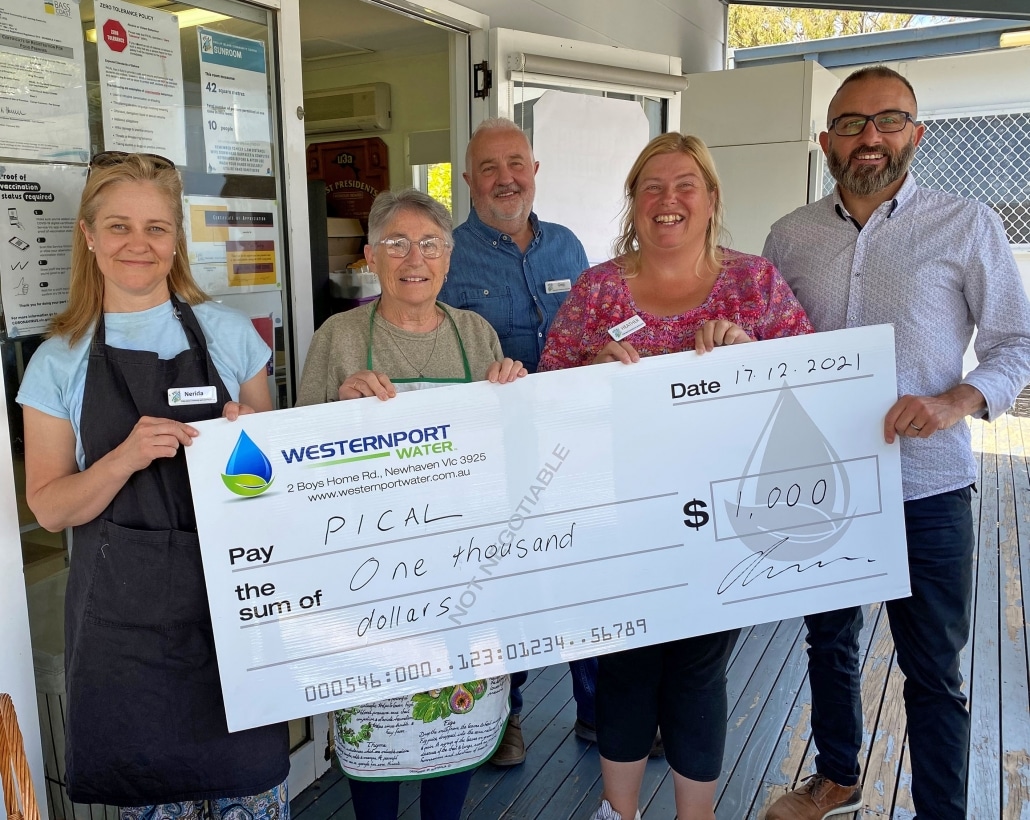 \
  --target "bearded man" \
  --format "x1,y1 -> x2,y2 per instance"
440,117 -> 588,374
762,65 -> 1030,820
